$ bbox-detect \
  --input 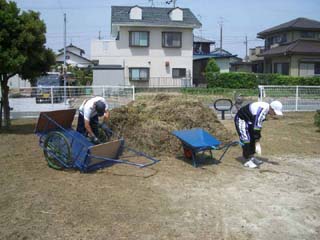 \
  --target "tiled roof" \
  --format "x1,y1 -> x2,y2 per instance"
193,36 -> 215,43
258,18 -> 320,38
111,6 -> 201,28
56,51 -> 92,63
58,44 -> 85,54
260,40 -> 320,57
193,48 -> 237,60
